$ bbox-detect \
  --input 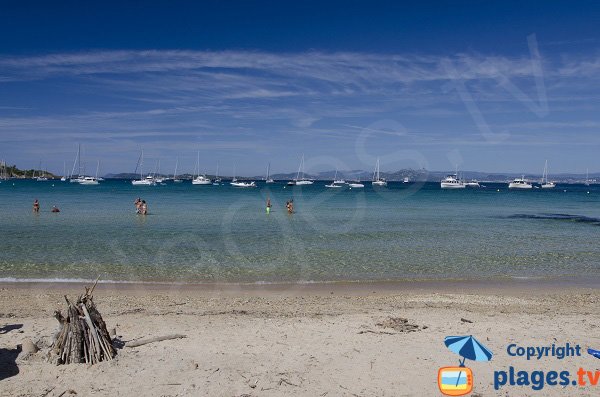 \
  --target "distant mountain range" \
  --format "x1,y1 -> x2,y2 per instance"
104,169 -> 599,183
